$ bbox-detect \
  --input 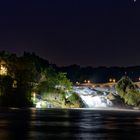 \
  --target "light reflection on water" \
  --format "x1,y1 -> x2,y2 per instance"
0,108 -> 140,140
